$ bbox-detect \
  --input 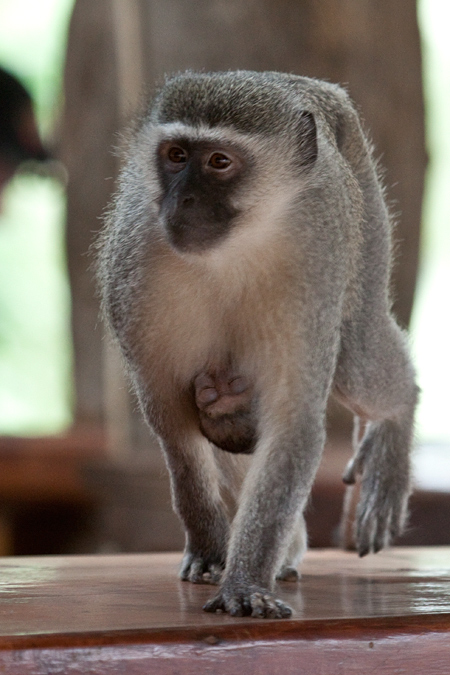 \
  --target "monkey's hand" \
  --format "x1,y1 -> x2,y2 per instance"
343,420 -> 410,556
354,470 -> 409,557
180,550 -> 225,585
203,582 -> 292,619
